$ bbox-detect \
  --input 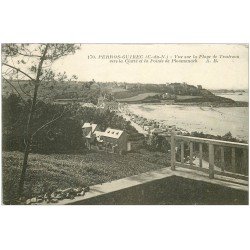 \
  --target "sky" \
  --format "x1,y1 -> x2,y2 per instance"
52,44 -> 248,89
